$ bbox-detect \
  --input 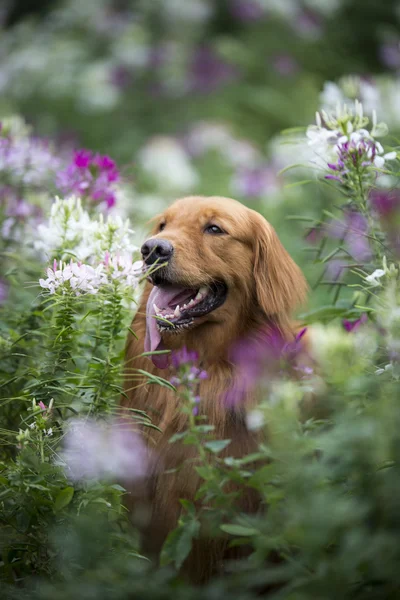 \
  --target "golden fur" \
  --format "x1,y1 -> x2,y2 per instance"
123,195 -> 307,581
